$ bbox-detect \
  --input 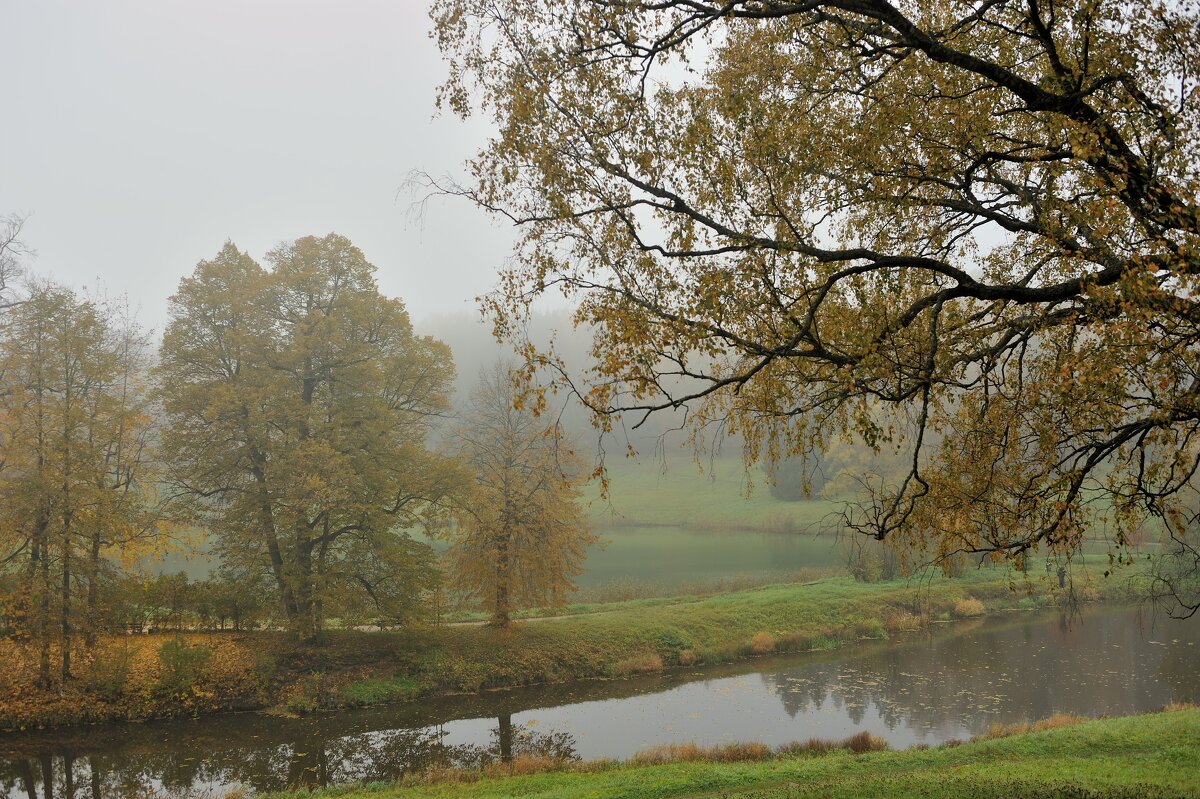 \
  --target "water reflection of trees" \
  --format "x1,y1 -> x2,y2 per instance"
3,609 -> 1195,798
761,609 -> 1199,740
0,715 -> 578,798
450,712 -> 577,771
